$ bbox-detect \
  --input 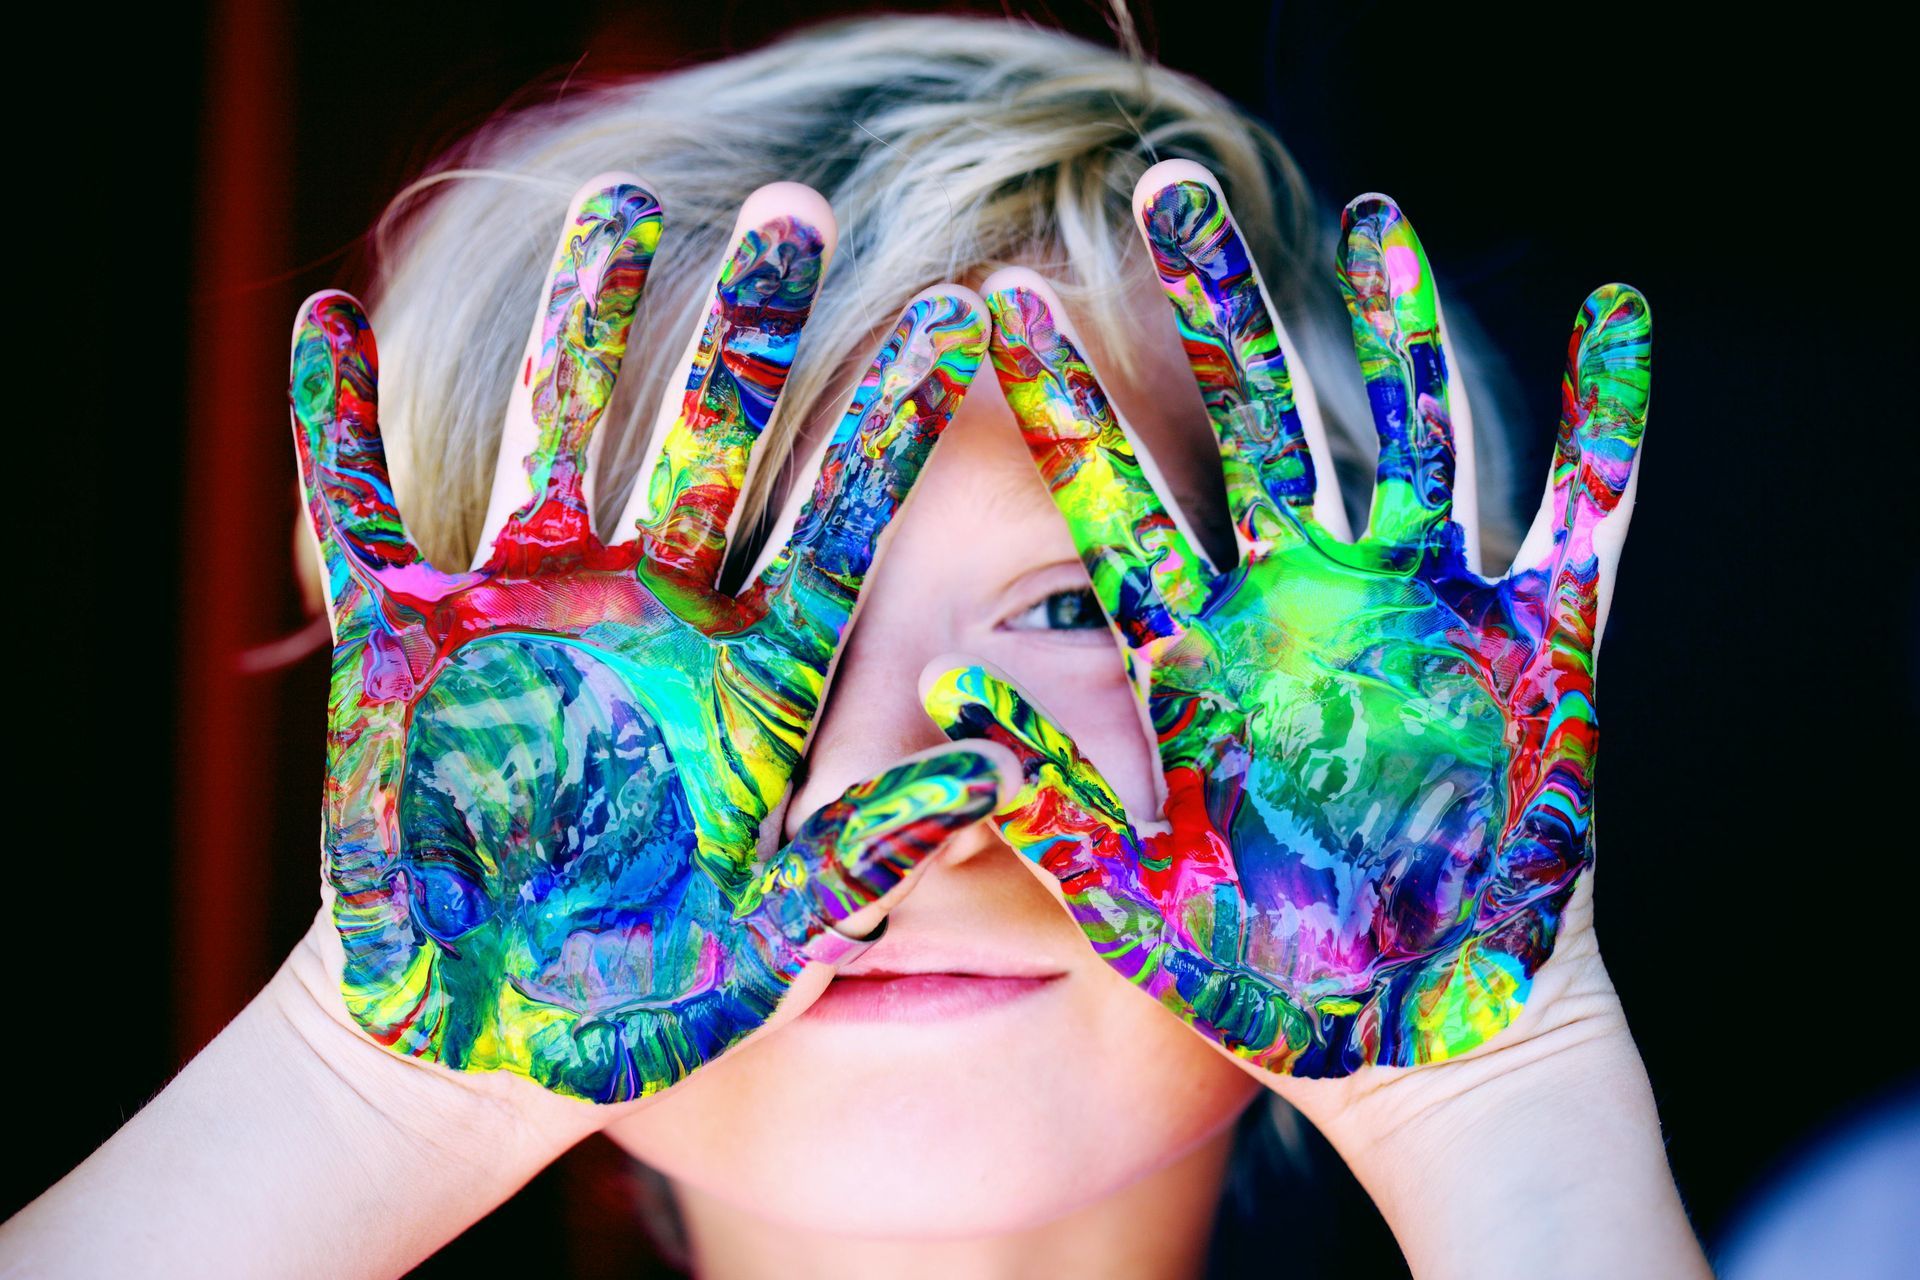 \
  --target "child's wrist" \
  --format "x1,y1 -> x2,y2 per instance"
1273,944 -> 1707,1279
